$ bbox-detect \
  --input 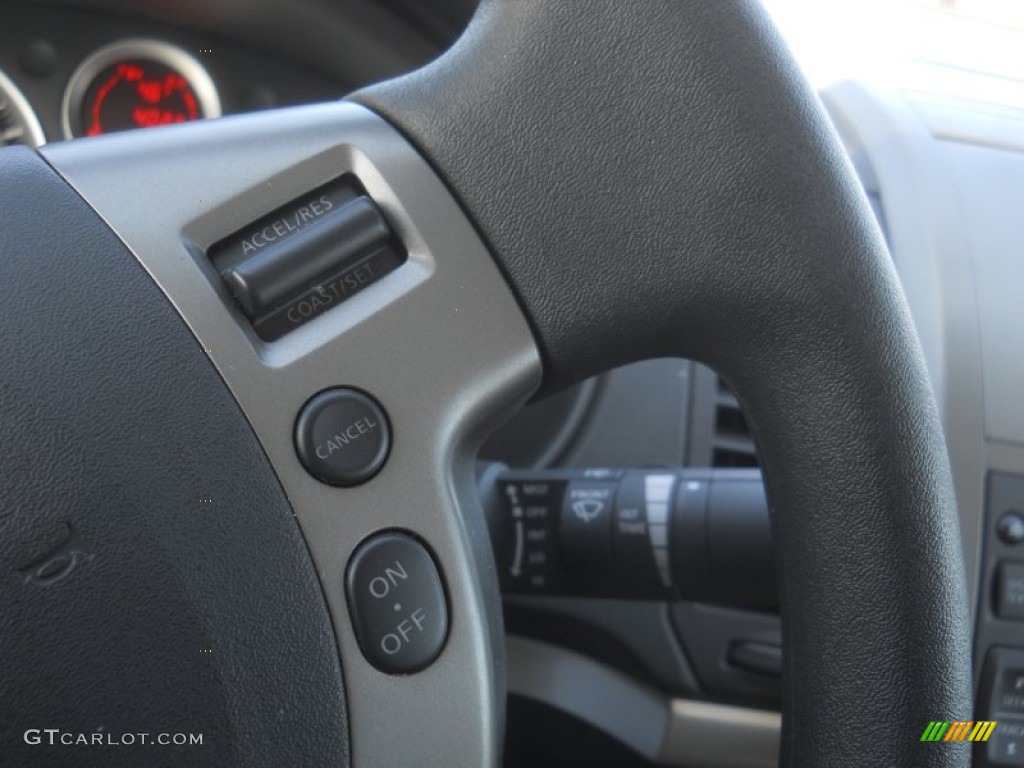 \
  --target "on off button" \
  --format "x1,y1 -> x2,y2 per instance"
346,532 -> 449,674
294,388 -> 391,487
